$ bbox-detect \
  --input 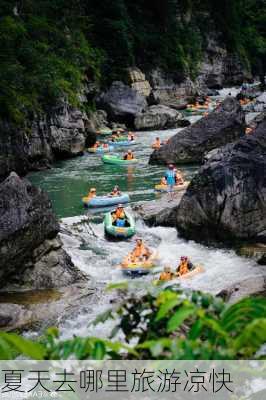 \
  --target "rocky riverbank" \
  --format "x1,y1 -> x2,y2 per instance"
149,97 -> 245,165
0,172 -> 91,330
176,116 -> 266,245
